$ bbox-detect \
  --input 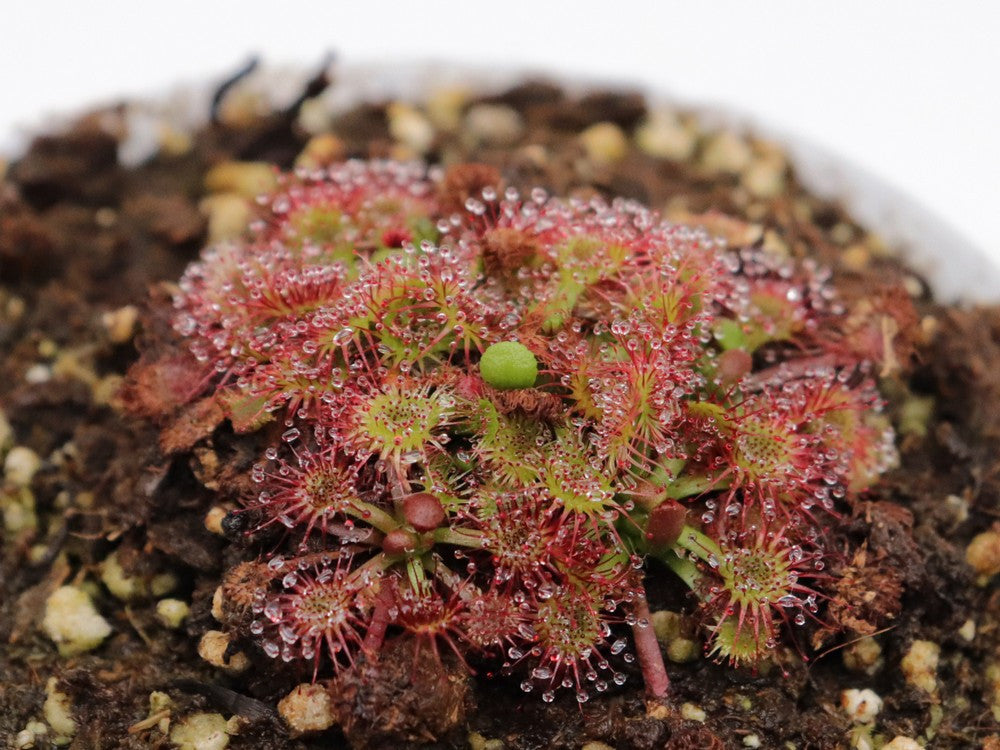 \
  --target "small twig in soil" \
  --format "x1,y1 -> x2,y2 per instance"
124,605 -> 154,649
810,624 -> 897,663
210,56 -> 261,125
165,679 -> 276,721
282,51 -> 336,117
127,709 -> 171,734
